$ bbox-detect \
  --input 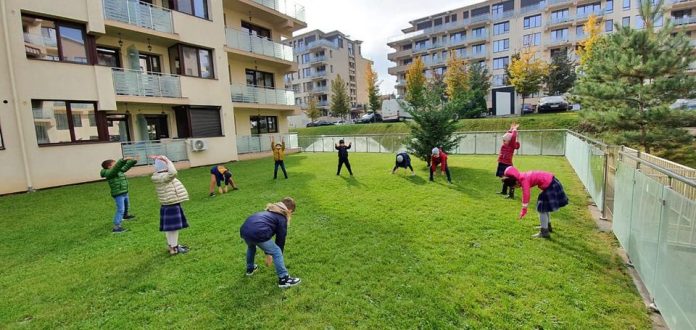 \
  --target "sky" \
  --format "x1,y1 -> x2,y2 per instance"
294,0 -> 480,95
